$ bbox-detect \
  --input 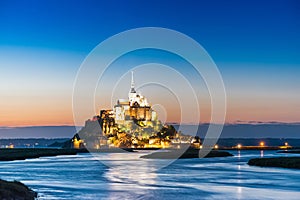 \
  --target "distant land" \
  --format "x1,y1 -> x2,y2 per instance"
0,138 -> 69,148
0,122 -> 300,139
173,122 -> 300,139
0,126 -> 77,138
